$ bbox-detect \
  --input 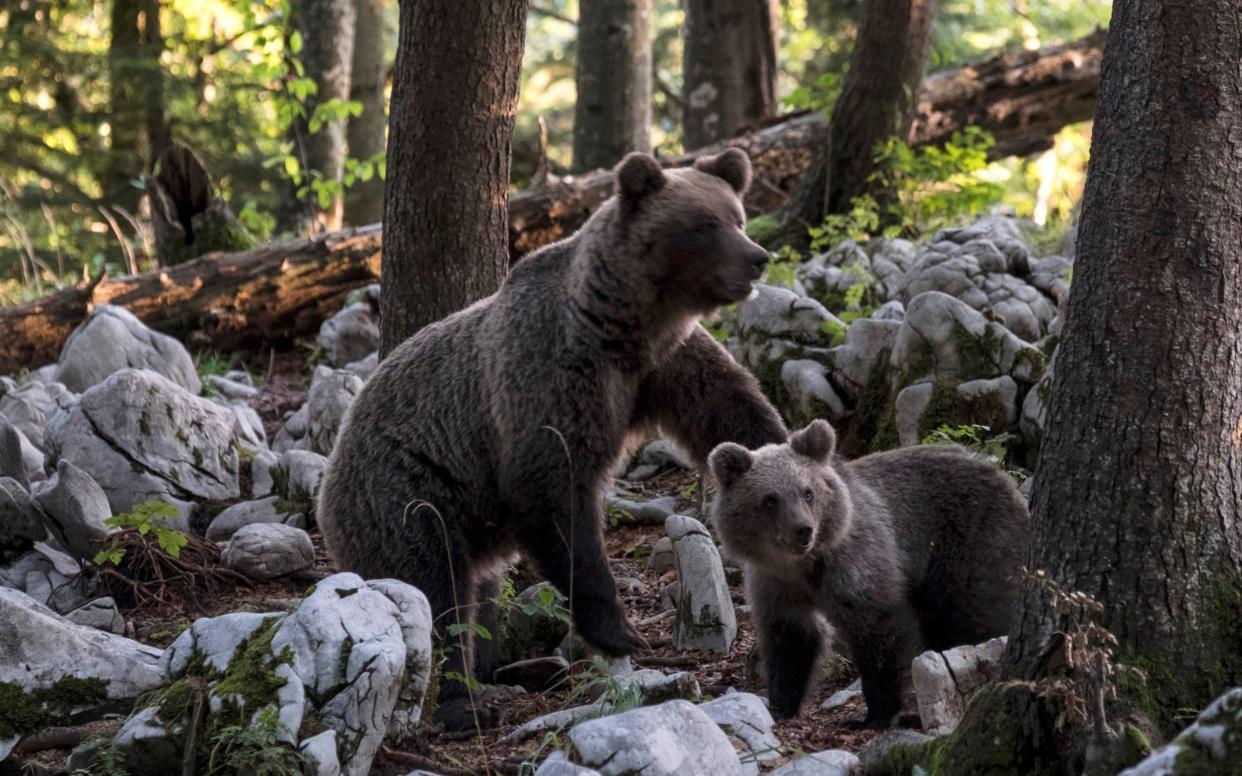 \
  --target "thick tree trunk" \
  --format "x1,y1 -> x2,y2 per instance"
0,227 -> 382,373
572,0 -> 653,172
380,0 -> 527,355
681,0 -> 780,150
343,0 -> 387,226
784,0 -> 936,233
296,0 -> 356,231
1003,0 -> 1242,734
106,0 -> 169,211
